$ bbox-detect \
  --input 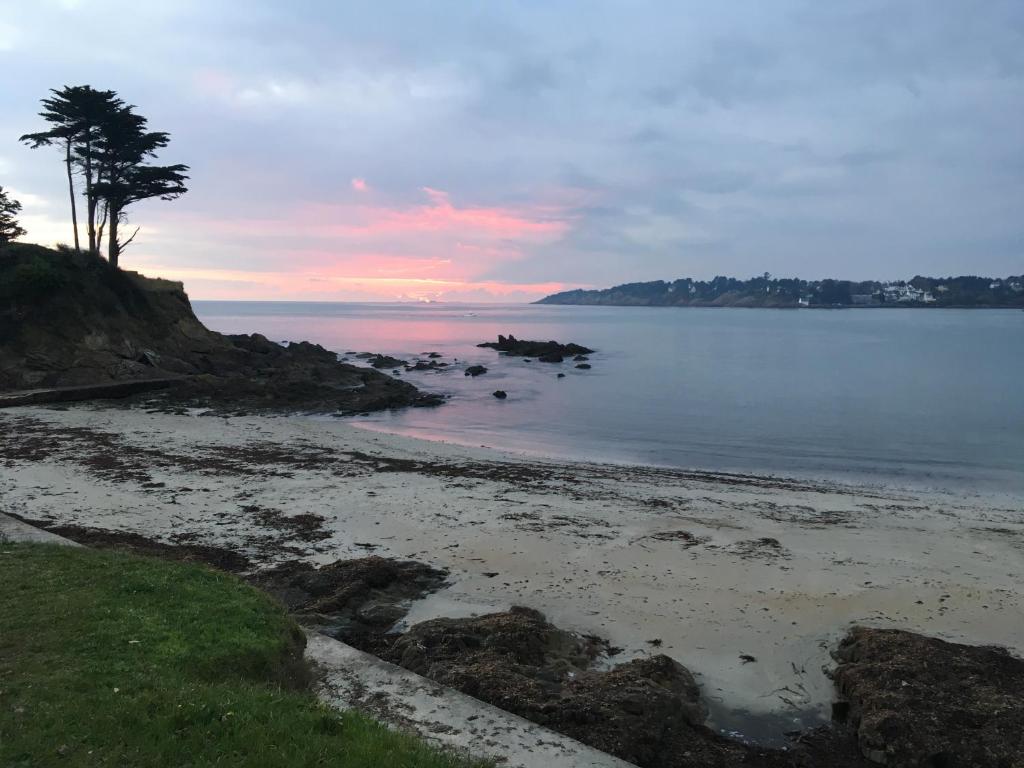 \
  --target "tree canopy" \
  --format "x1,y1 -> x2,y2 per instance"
19,85 -> 188,266
0,186 -> 27,246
